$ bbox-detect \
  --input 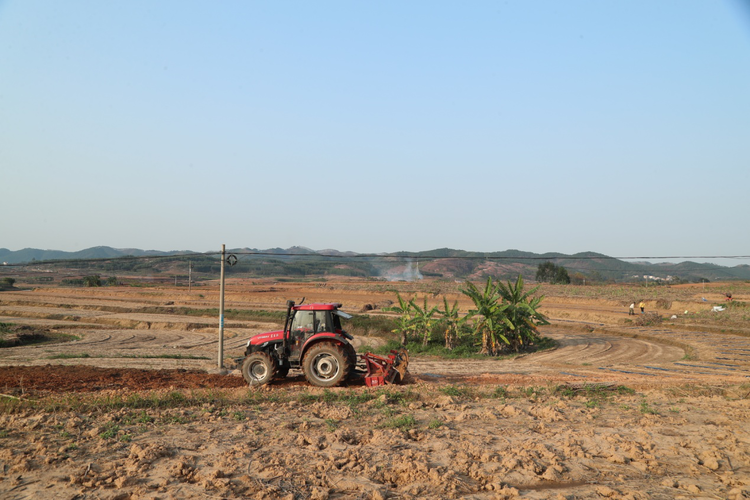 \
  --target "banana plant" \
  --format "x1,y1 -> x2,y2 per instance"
496,274 -> 549,351
438,297 -> 470,350
461,277 -> 511,355
384,292 -> 416,346
409,296 -> 439,346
